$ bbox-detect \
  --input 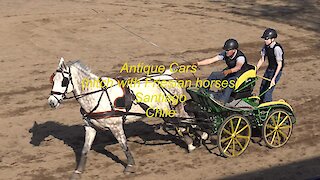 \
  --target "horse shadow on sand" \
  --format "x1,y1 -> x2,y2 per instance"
29,120 -> 187,167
